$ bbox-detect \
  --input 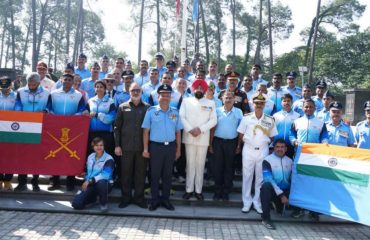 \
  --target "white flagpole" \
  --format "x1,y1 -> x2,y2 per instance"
181,0 -> 188,64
